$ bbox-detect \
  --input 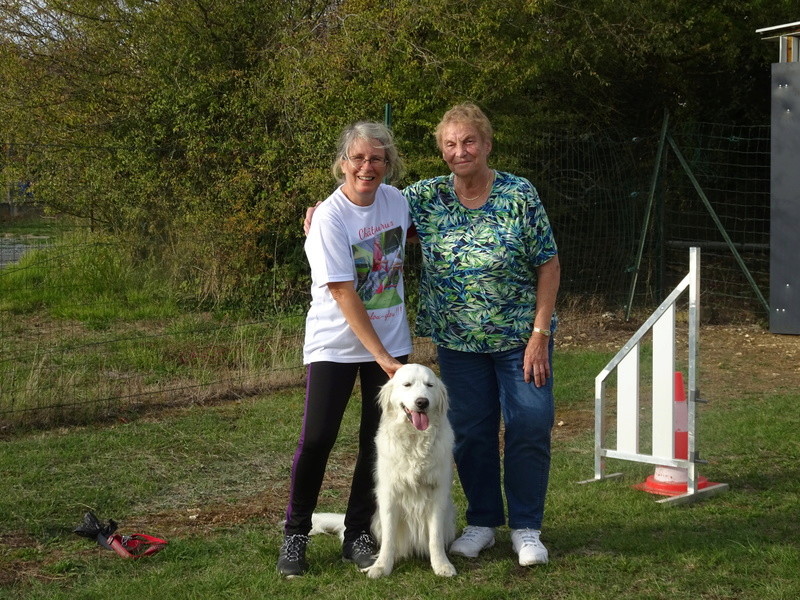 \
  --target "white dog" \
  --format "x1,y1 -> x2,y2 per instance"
311,363 -> 457,578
